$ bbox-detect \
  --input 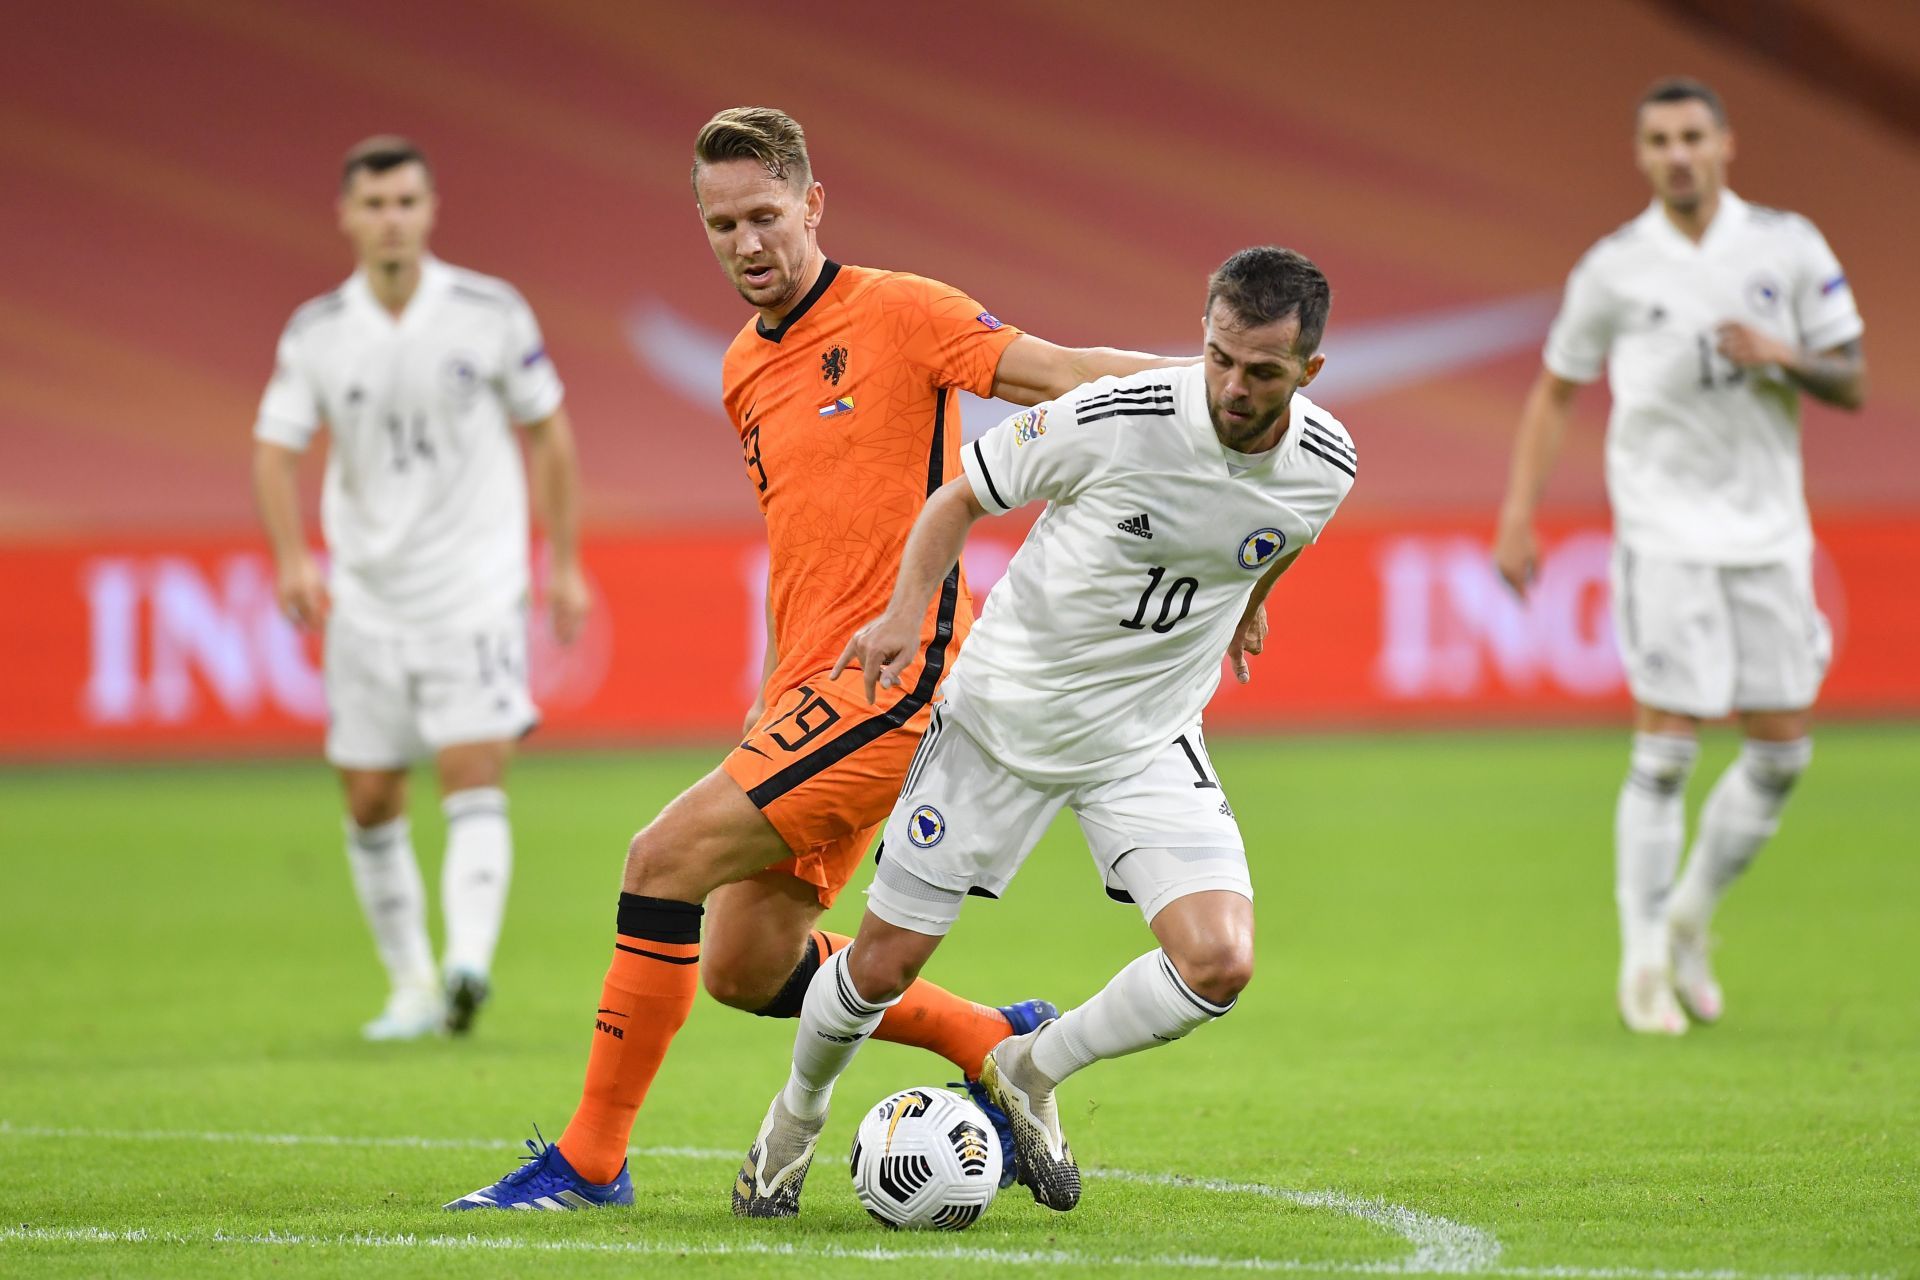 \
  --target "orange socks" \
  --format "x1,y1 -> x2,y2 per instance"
558,903 -> 1014,1184
557,895 -> 703,1184
819,930 -> 1012,1079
